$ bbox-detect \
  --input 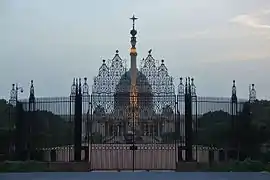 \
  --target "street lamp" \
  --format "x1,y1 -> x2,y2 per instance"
8,83 -> 23,158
